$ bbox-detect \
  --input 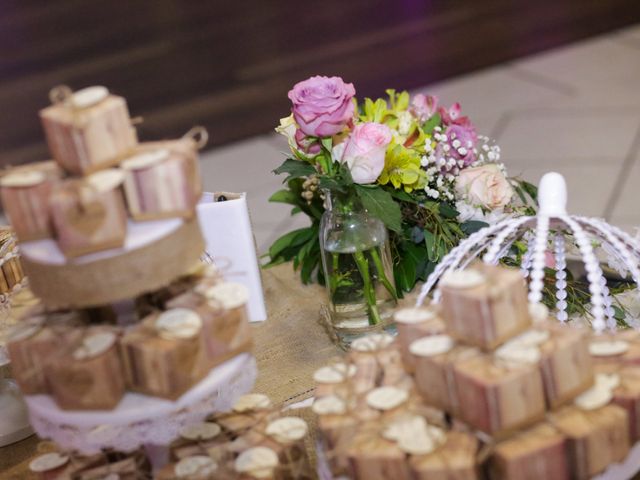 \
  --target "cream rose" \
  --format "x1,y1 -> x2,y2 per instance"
455,164 -> 513,209
275,114 -> 297,150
